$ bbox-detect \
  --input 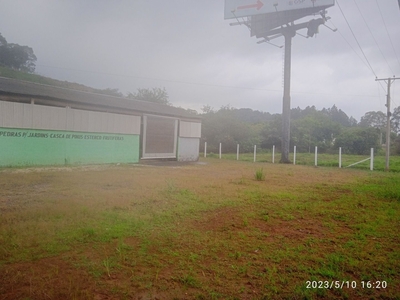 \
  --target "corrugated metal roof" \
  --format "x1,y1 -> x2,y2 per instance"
0,77 -> 200,120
